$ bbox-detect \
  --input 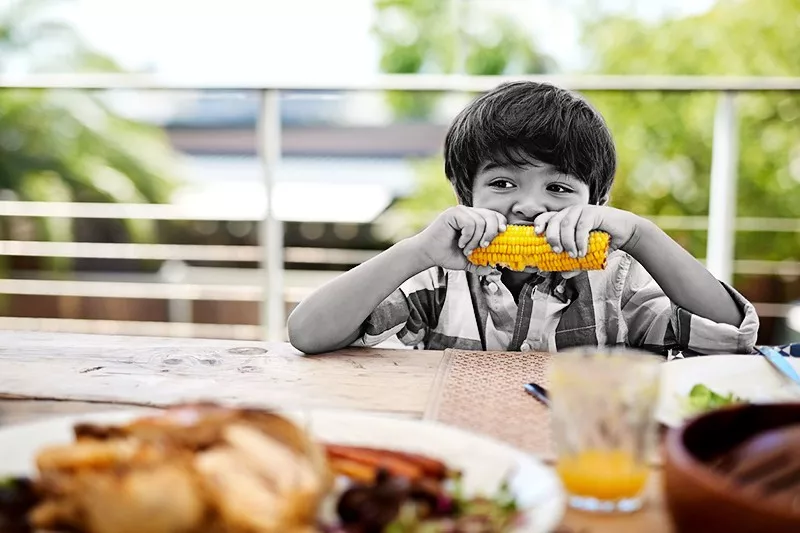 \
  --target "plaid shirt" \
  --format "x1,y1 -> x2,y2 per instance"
352,250 -> 759,357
